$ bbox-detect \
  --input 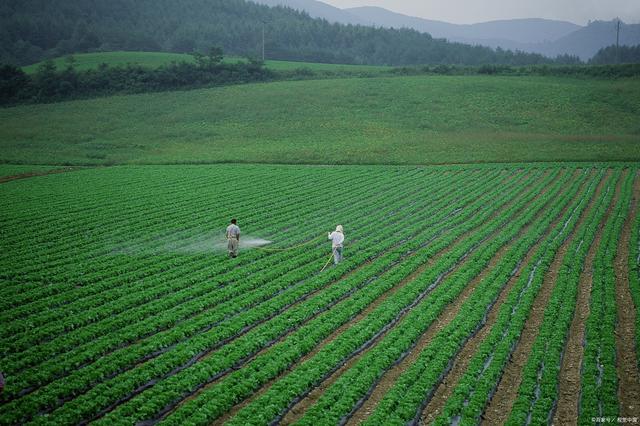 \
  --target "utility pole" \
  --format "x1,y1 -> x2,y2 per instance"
262,20 -> 266,62
616,19 -> 620,64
